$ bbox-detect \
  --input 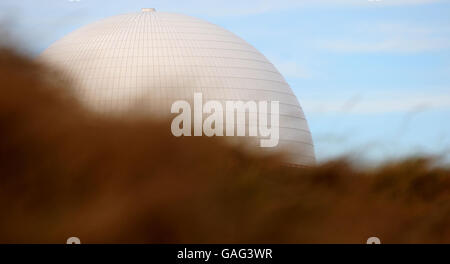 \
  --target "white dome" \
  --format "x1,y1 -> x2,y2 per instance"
40,9 -> 315,165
